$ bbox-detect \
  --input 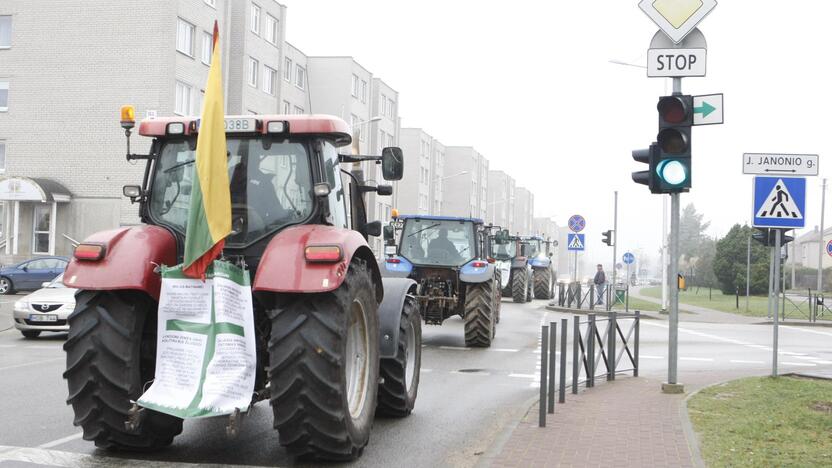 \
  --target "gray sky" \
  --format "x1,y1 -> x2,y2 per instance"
281,0 -> 831,267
